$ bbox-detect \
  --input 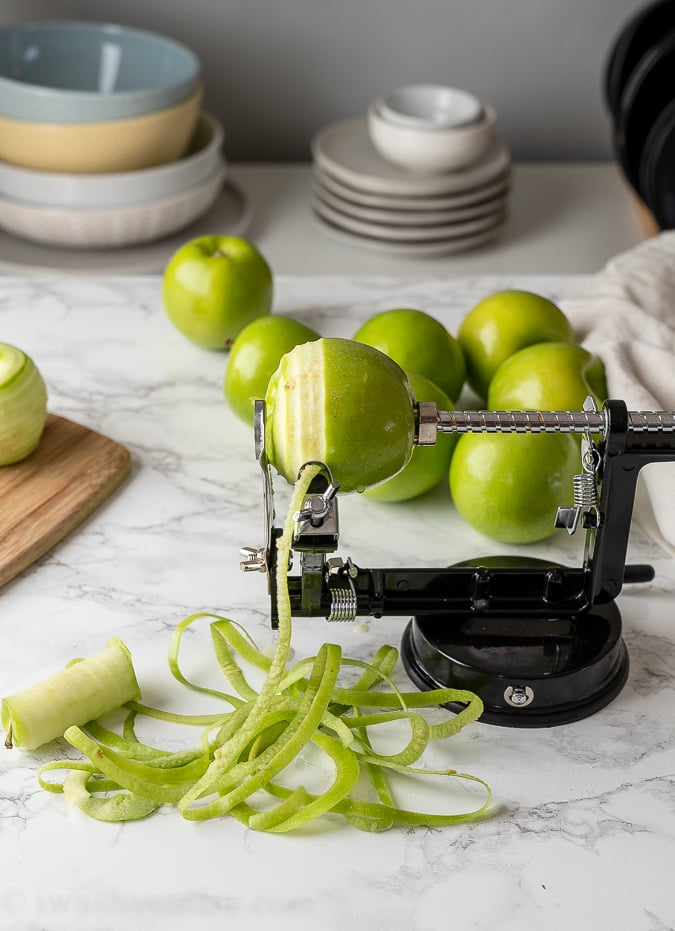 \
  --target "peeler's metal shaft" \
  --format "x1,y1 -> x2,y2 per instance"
428,407 -> 675,438
435,408 -> 607,435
